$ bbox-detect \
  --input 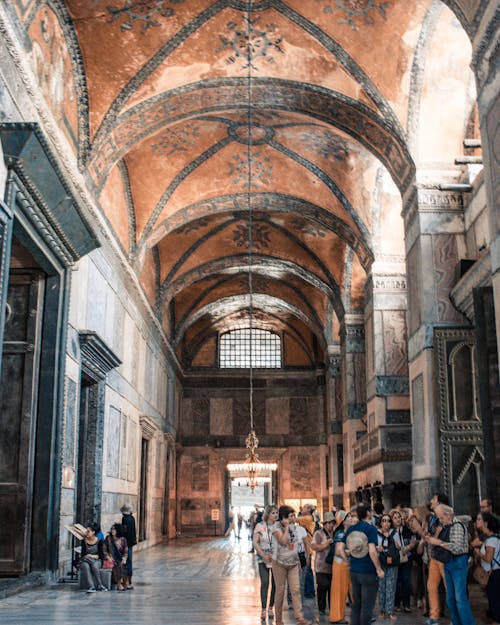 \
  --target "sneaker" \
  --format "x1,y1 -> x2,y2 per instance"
98,586 -> 108,592
425,619 -> 439,625
86,587 -> 96,593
